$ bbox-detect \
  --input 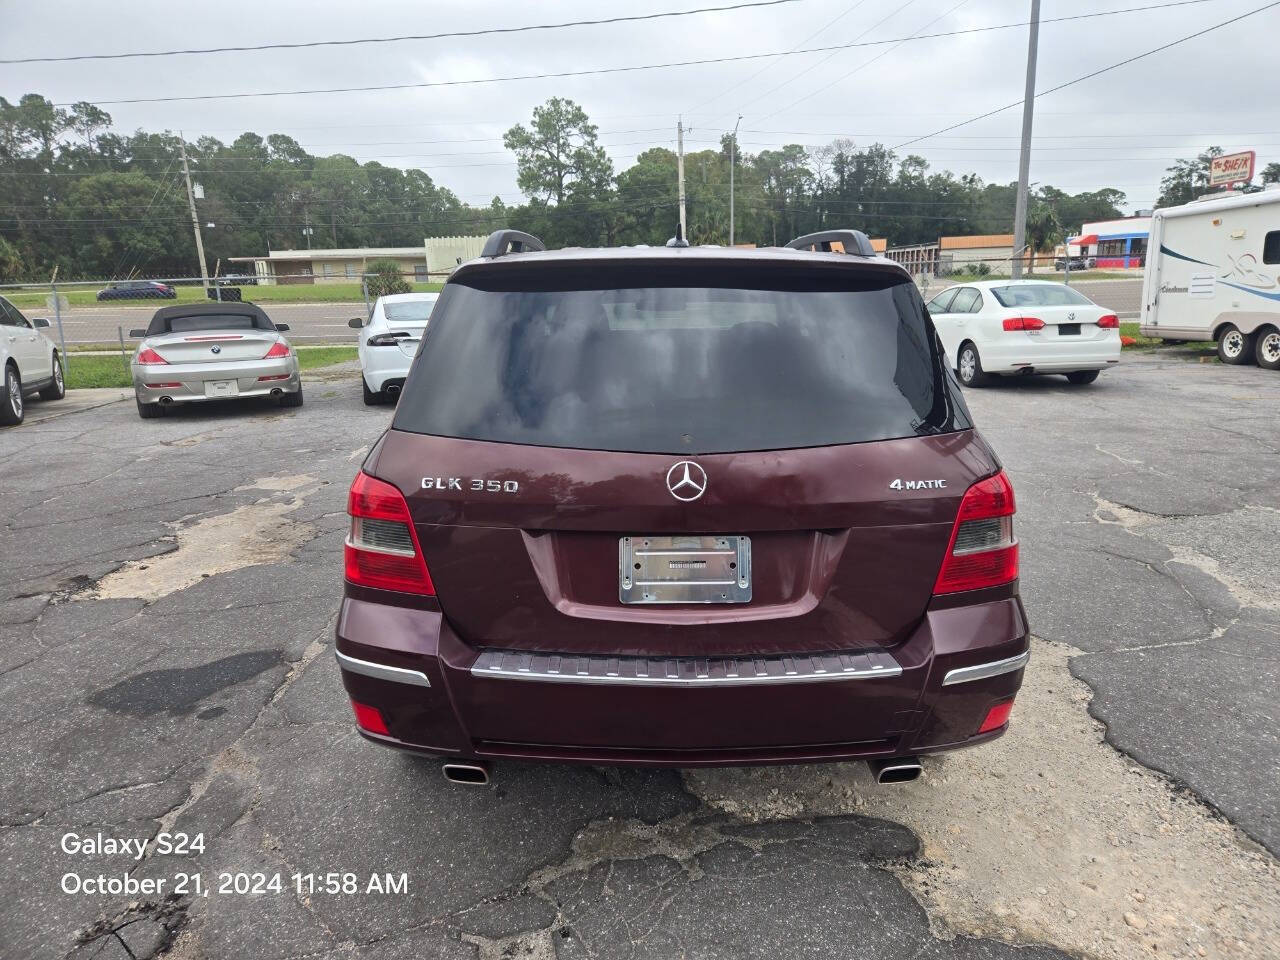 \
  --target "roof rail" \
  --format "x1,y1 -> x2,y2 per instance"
784,229 -> 876,257
480,229 -> 546,258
